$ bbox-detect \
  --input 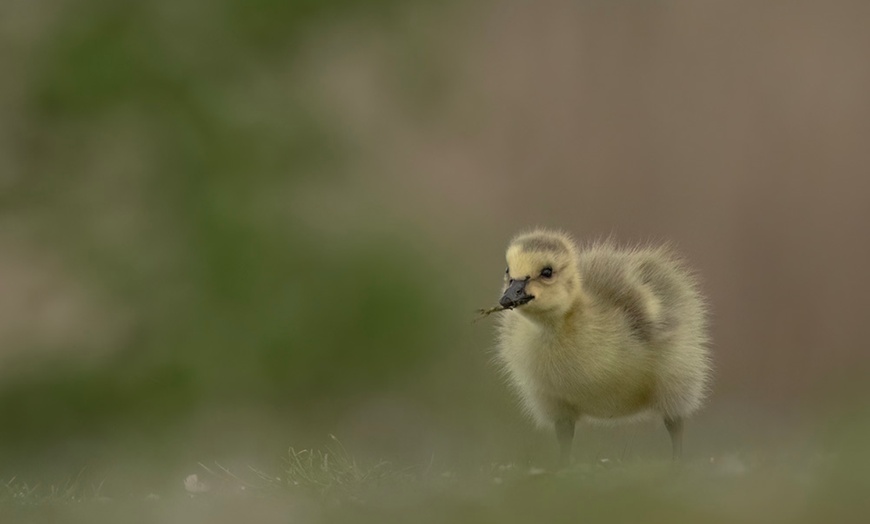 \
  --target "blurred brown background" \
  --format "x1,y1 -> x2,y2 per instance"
1,0 -> 869,494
